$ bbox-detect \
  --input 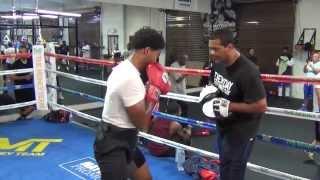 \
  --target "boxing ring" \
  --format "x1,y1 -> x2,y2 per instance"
0,45 -> 319,180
